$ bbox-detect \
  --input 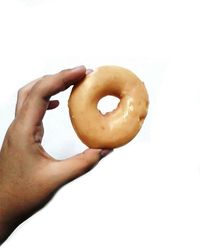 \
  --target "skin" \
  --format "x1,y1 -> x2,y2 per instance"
0,66 -> 112,245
